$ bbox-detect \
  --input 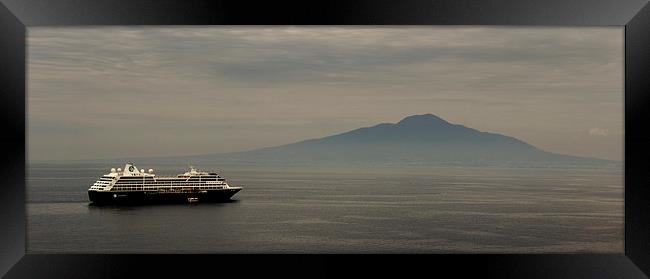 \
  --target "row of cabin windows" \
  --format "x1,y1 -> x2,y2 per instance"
115,179 -> 223,184
116,179 -> 220,181
117,177 -> 214,180
111,186 -> 224,190
112,184 -> 223,187
116,174 -> 219,177
112,184 -> 223,188
114,181 -> 223,185
117,176 -> 220,179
